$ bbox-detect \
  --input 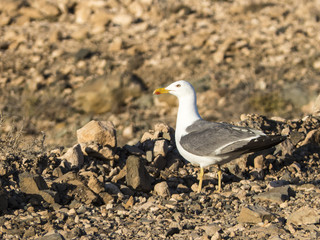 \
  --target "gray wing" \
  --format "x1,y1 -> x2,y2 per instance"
180,120 -> 285,157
